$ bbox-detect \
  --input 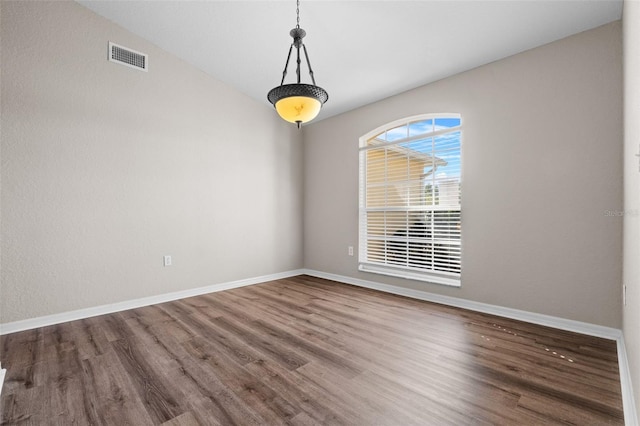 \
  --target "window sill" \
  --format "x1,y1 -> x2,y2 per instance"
359,263 -> 461,287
